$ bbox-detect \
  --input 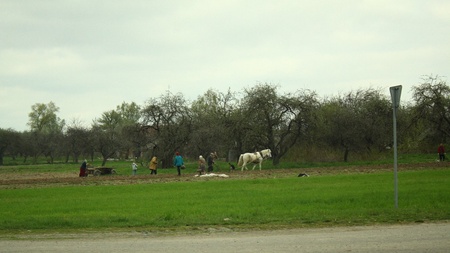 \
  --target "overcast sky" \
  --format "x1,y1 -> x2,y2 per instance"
1,1 -> 449,131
